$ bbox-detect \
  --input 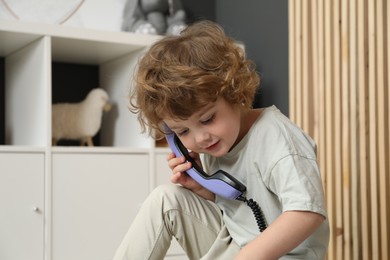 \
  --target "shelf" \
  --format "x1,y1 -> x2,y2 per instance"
0,28 -> 41,57
0,145 -> 46,153
0,19 -> 160,148
51,146 -> 150,154
0,19 -> 161,65
155,147 -> 171,154
0,20 -> 162,65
